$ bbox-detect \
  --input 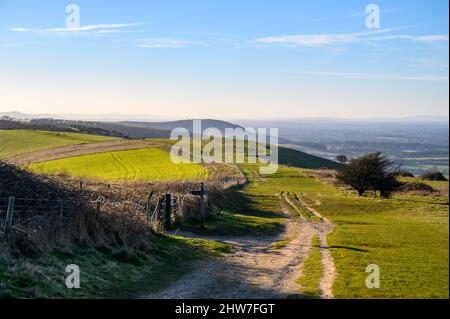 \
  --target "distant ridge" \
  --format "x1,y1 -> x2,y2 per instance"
119,119 -> 243,134
0,114 -> 246,139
